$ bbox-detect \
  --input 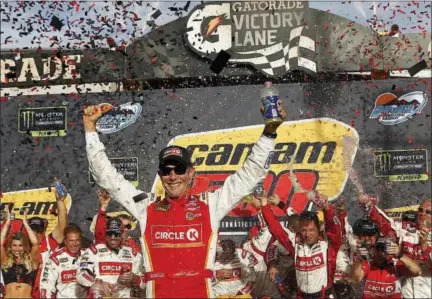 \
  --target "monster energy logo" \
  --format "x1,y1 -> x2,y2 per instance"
376,152 -> 392,173
22,111 -> 35,129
